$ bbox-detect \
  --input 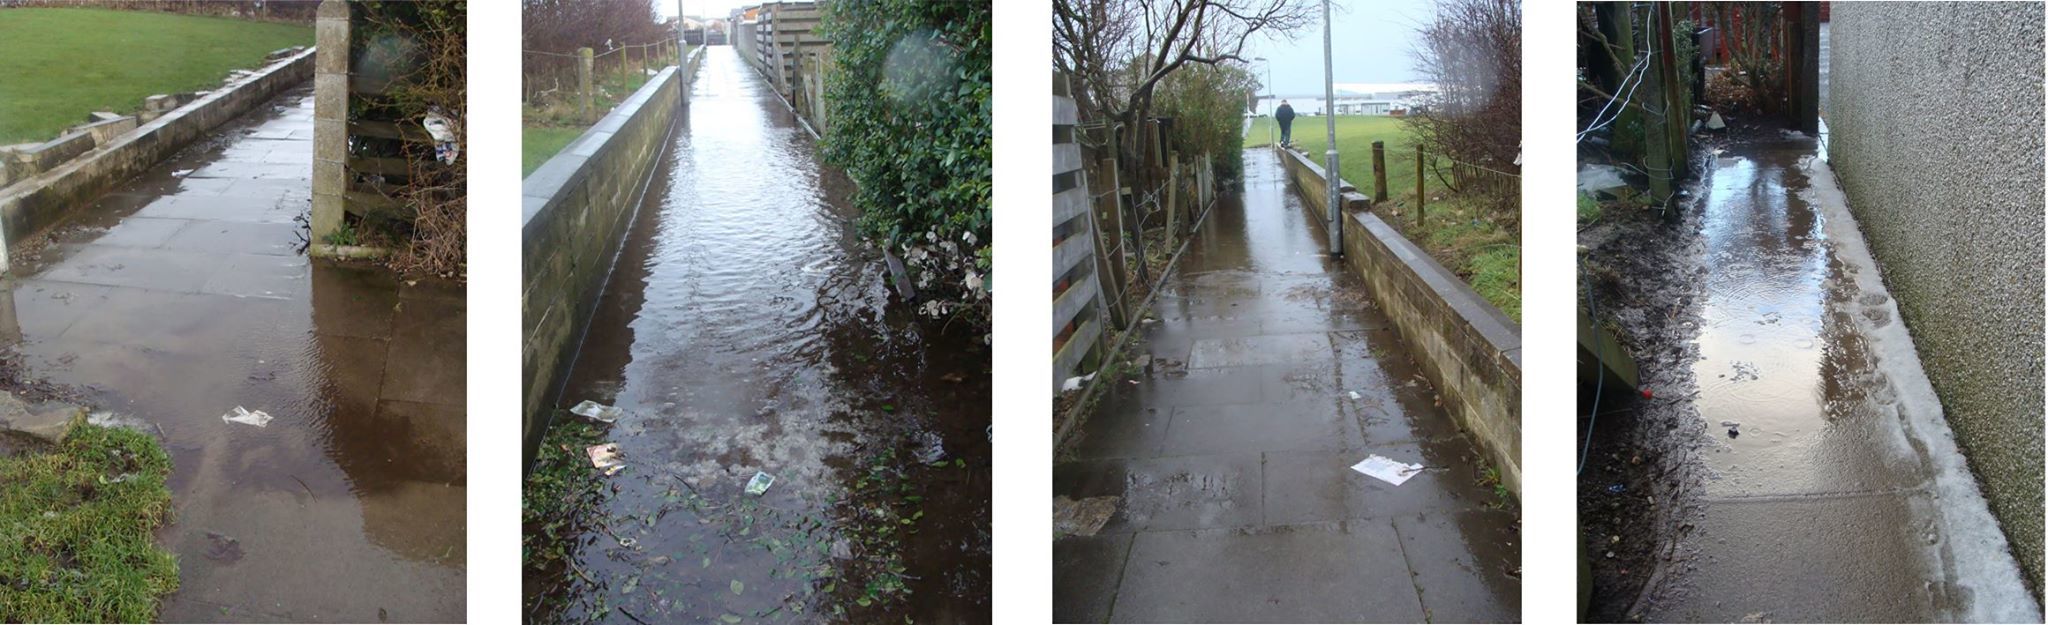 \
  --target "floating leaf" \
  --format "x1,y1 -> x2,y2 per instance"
731,580 -> 745,596
720,615 -> 743,624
